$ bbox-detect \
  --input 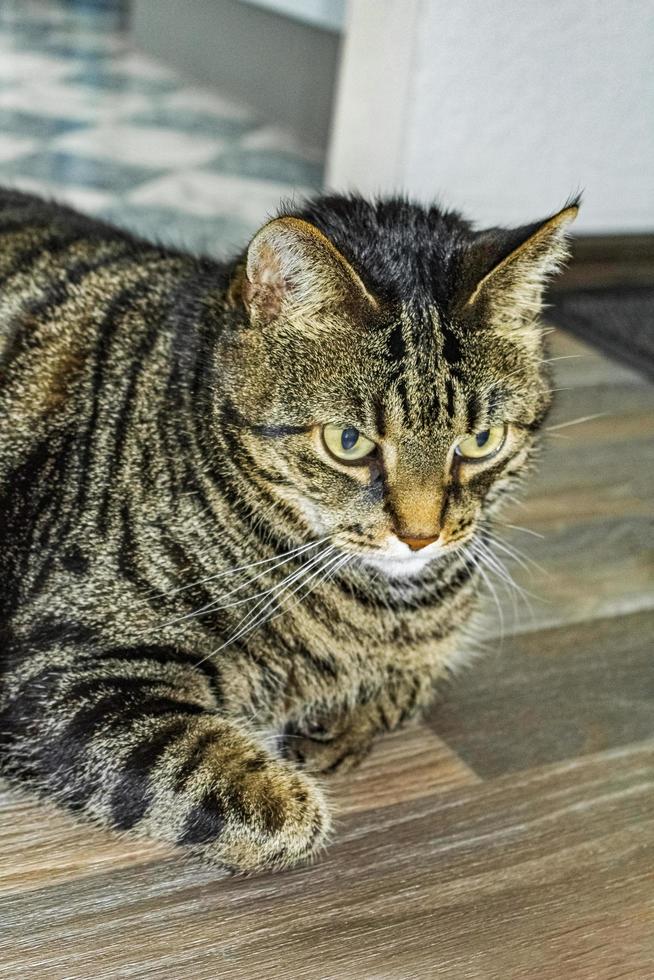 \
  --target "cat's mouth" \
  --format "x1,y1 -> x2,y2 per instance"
340,532 -> 464,579
364,552 -> 440,579
365,537 -> 444,578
